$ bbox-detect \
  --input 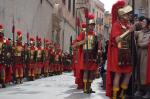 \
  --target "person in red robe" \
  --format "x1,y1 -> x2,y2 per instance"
43,39 -> 50,77
27,37 -> 37,81
36,37 -> 44,78
73,13 -> 98,93
4,39 -> 13,85
13,31 -> 24,84
106,0 -> 134,99
72,22 -> 88,90
0,25 -> 9,87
